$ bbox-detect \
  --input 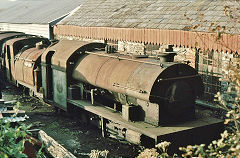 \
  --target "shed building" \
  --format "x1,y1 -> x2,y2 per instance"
0,0 -> 82,39
54,0 -> 240,106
